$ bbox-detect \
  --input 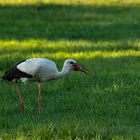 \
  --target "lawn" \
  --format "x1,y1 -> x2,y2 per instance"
0,0 -> 140,139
